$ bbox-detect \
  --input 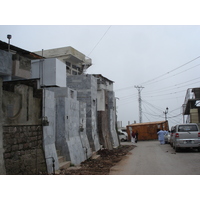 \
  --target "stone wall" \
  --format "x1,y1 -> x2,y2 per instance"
0,78 -> 6,174
3,125 -> 47,175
